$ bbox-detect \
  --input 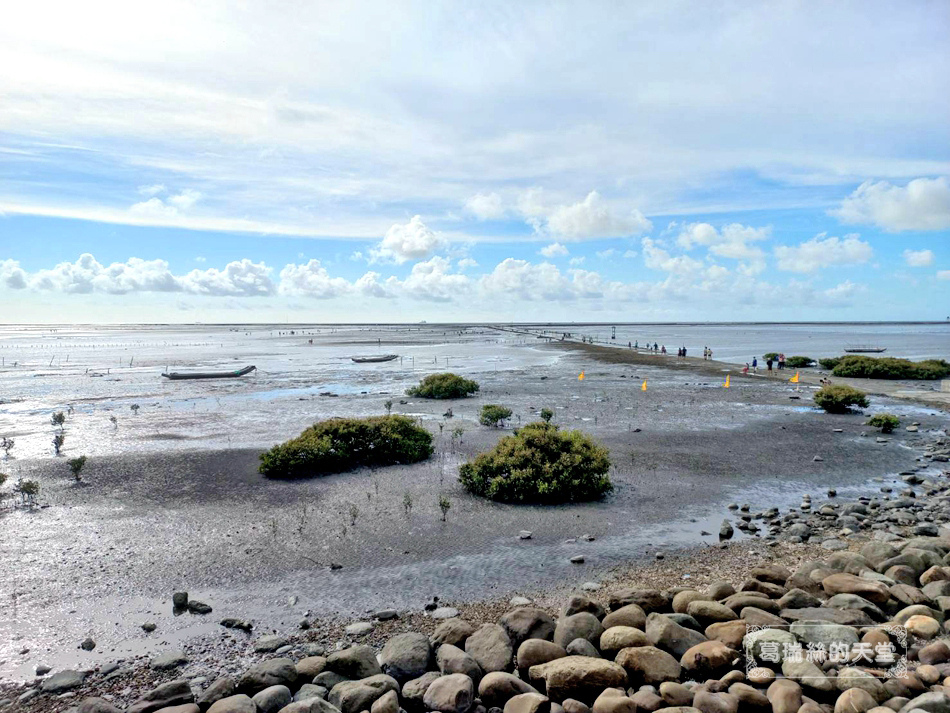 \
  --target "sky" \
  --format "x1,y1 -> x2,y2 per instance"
1,1 -> 949,323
